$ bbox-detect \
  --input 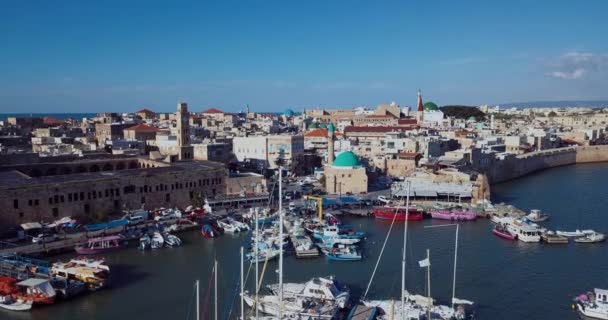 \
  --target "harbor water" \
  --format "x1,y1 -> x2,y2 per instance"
8,163 -> 608,320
